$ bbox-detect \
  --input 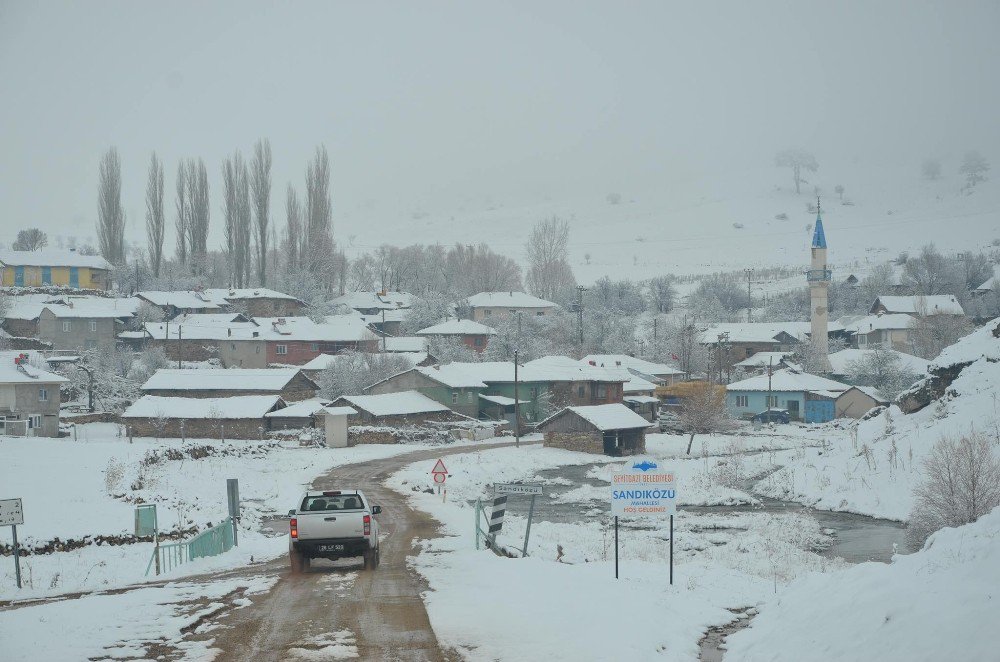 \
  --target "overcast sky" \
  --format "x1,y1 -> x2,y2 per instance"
1,1 -> 998,248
